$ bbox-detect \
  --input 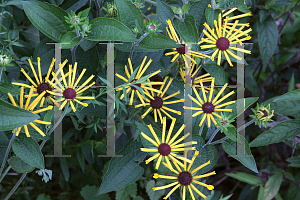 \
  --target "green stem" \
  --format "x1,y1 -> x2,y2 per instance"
0,66 -> 3,82
129,32 -> 149,61
0,166 -> 11,183
165,57 -> 178,73
211,0 -> 215,10
144,0 -> 156,6
206,127 -> 221,145
0,130 -> 16,177
3,105 -> 69,199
